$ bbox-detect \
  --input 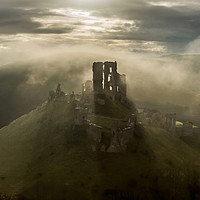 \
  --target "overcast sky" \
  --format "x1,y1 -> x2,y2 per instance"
0,0 -> 200,65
